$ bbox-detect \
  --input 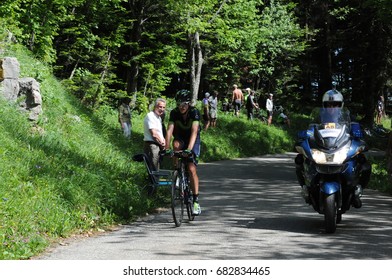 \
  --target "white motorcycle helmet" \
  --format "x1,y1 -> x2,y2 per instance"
322,89 -> 344,108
